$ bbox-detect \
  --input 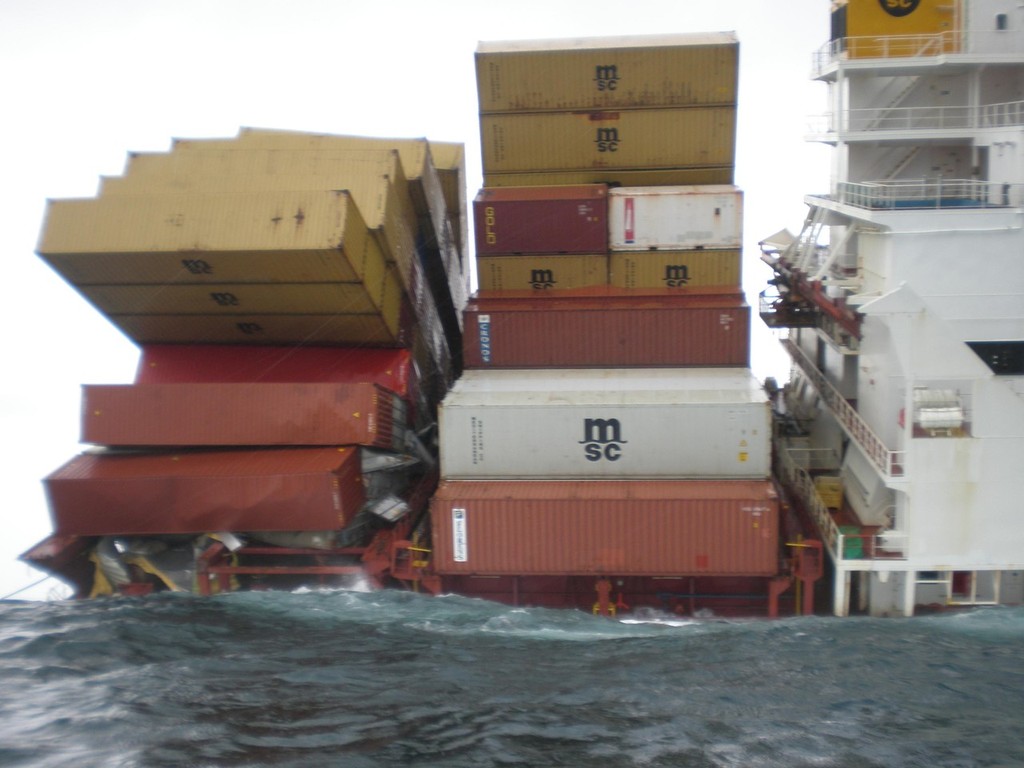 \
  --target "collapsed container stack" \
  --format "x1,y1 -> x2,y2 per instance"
29,130 -> 470,595
430,32 -> 783,616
